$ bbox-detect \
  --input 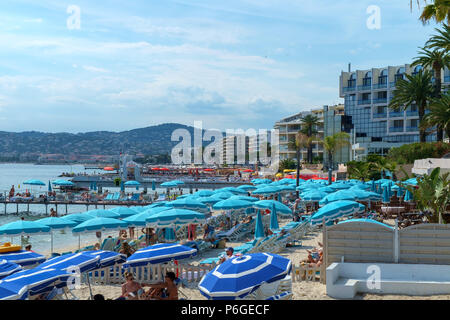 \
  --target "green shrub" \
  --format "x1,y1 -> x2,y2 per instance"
387,142 -> 450,164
